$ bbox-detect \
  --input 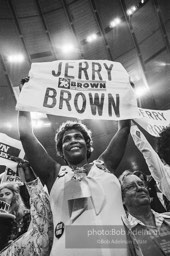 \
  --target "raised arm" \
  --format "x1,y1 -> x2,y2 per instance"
1,164 -> 53,256
130,124 -> 170,200
18,110 -> 60,191
98,119 -> 130,173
